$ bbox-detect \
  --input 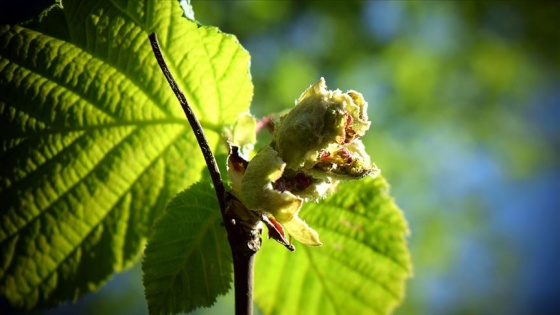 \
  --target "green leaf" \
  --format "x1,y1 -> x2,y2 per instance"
142,181 -> 232,315
254,175 -> 411,315
0,0 -> 251,309
231,113 -> 257,149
